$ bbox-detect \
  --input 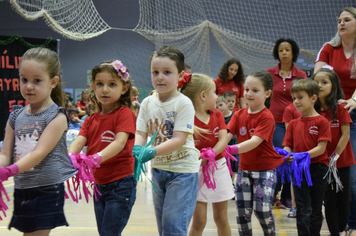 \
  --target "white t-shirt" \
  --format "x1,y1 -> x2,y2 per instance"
137,93 -> 200,173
